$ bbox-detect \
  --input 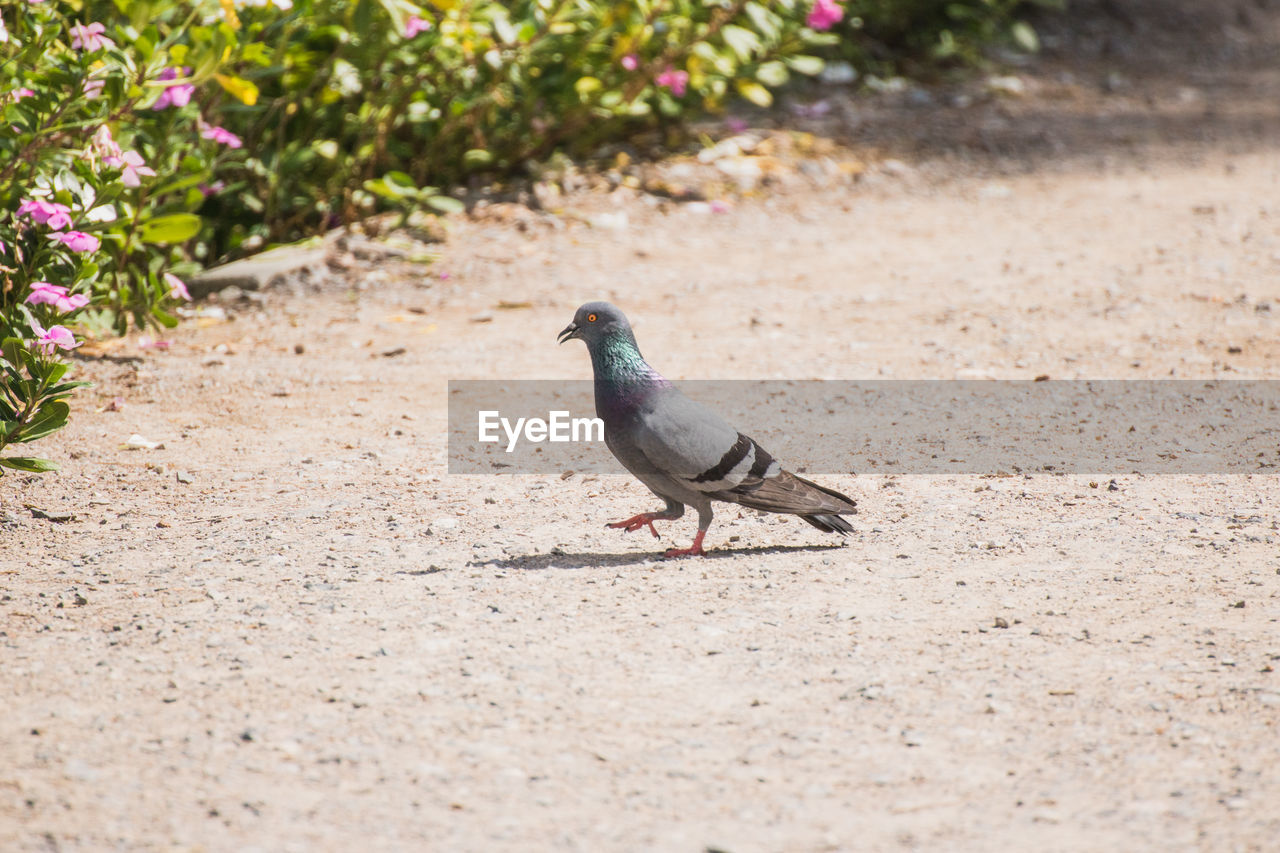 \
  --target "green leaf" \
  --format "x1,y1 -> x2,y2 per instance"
1010,21 -> 1039,53
241,43 -> 272,66
0,457 -> 59,473
803,31 -> 840,47
364,172 -> 418,200
785,55 -> 825,76
43,362 -> 68,385
363,179 -> 399,201
135,32 -> 155,61
756,61 -> 789,88
744,2 -> 781,38
138,214 -> 202,244
933,29 -> 957,59
574,76 -> 602,97
722,25 -> 761,61
44,381 -> 92,398
215,74 -> 260,105
426,195 -> 464,214
20,400 -> 70,443
735,79 -> 773,108
491,11 -> 517,45
463,149 -> 494,169
151,306 -> 179,328
1,338 -> 24,370
385,171 -> 418,193
153,172 -> 211,198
